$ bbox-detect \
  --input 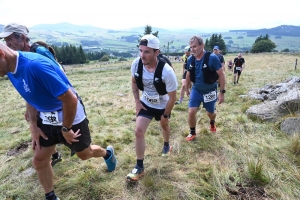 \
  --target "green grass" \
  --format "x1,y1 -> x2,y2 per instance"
0,53 -> 300,199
